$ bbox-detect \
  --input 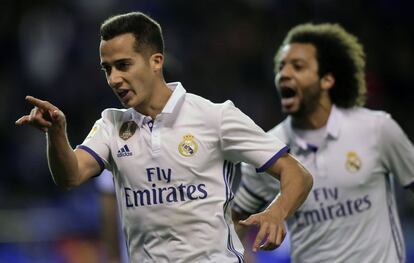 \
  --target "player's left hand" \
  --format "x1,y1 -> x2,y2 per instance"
238,208 -> 286,252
